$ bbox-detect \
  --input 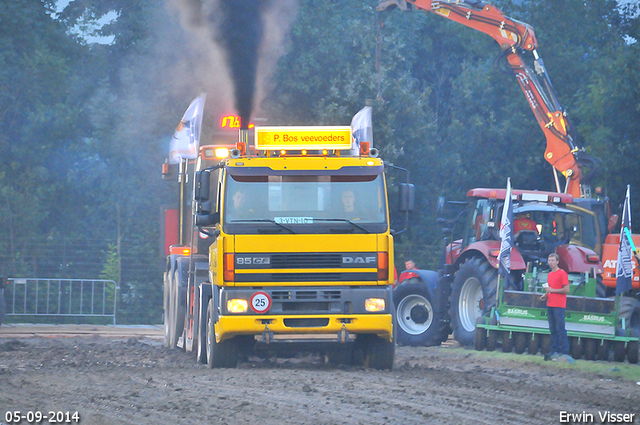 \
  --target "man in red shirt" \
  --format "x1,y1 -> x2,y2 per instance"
540,253 -> 574,363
